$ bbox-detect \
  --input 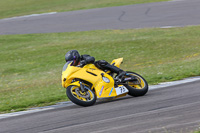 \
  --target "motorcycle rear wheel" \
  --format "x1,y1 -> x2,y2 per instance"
66,85 -> 96,106
124,71 -> 148,97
